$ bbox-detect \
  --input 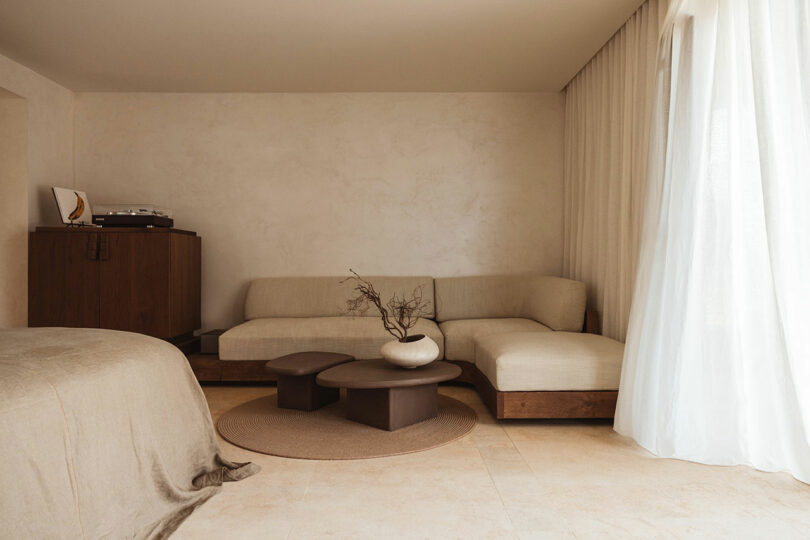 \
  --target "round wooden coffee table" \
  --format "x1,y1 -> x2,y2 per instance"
316,359 -> 461,431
